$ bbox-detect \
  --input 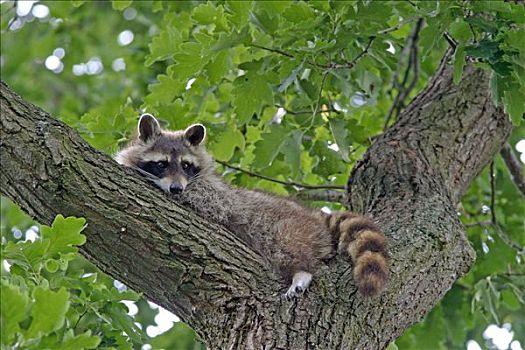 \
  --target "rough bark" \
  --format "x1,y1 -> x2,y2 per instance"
0,50 -> 512,349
